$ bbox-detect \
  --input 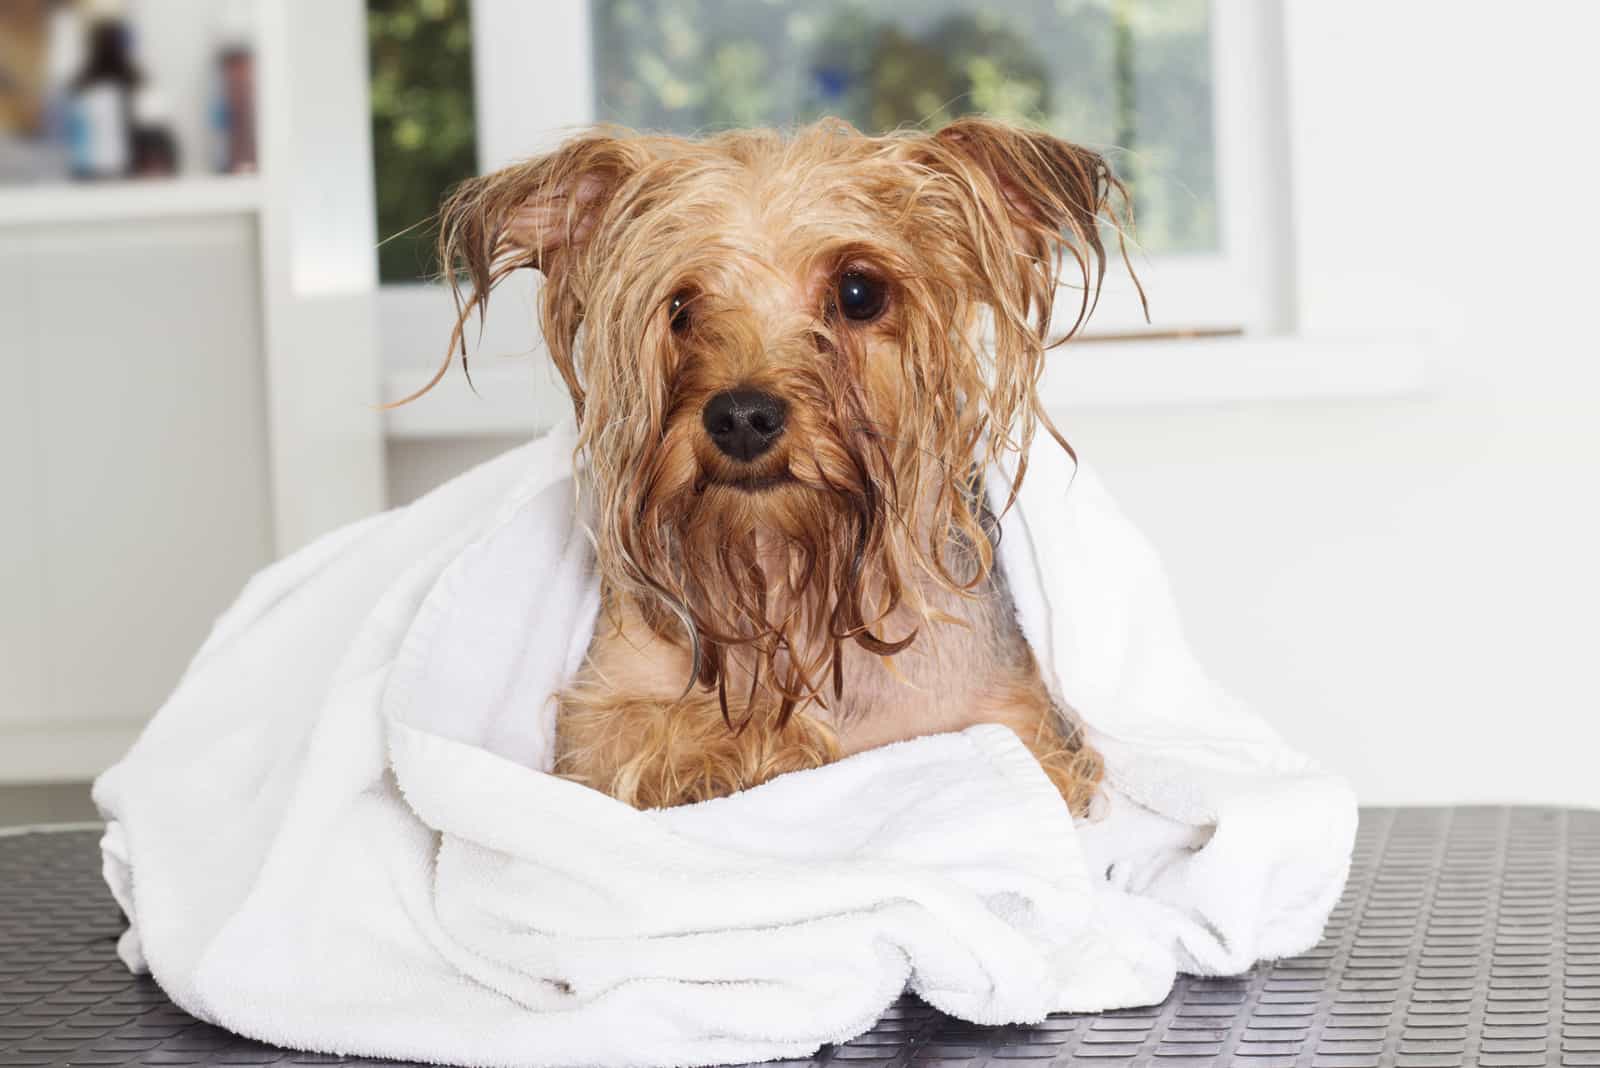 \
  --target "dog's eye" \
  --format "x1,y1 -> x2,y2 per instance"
669,292 -> 693,334
836,271 -> 887,322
